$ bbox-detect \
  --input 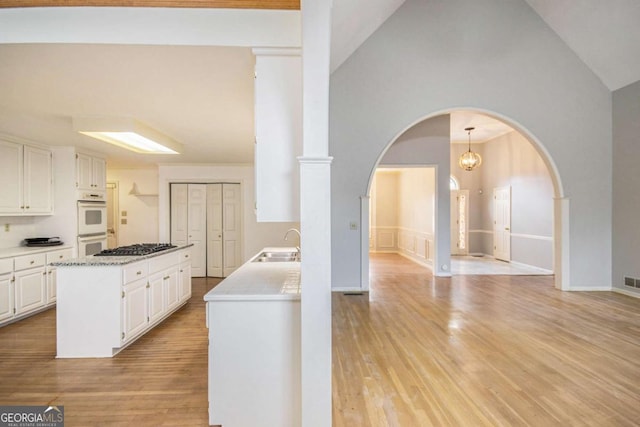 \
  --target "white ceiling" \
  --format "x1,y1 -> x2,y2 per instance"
1,1 -> 640,169
0,44 -> 255,168
450,112 -> 513,144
